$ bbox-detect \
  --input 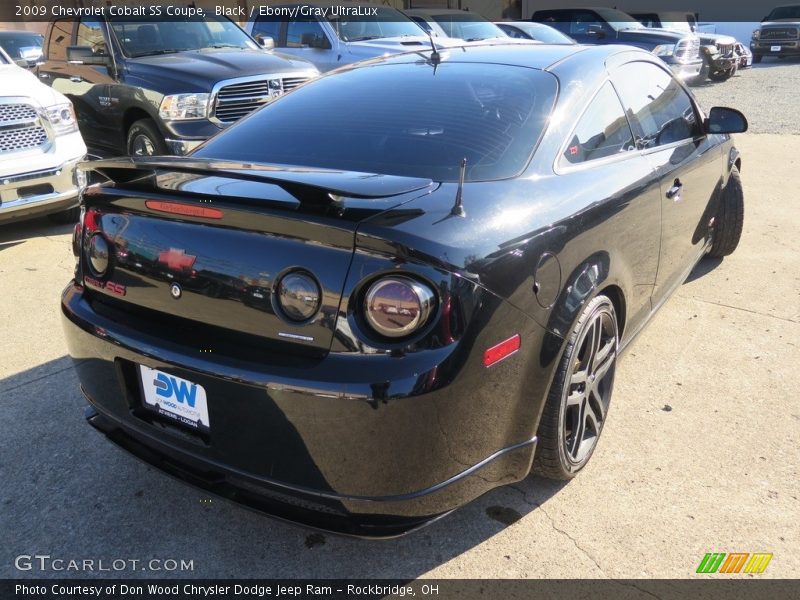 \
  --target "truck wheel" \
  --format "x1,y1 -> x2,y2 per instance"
47,206 -> 80,224
752,54 -> 762,64
534,295 -> 619,480
127,119 -> 167,157
709,166 -> 744,258
708,68 -> 733,82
